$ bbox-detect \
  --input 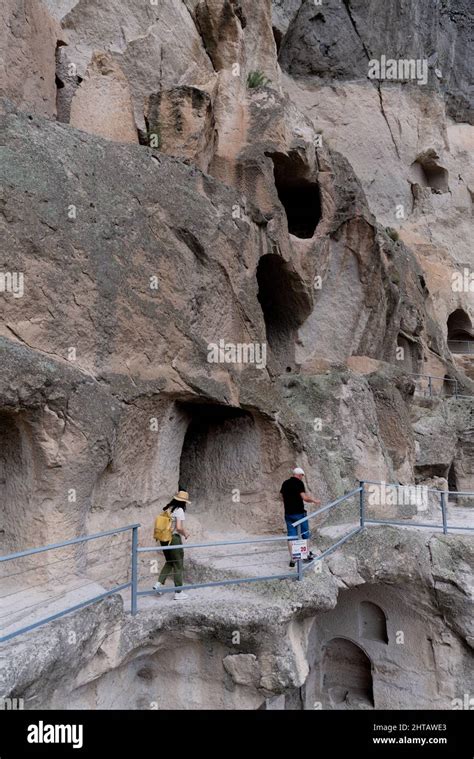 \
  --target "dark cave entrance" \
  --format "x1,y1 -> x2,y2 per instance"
448,462 -> 459,504
443,374 -> 458,397
448,462 -> 458,493
359,602 -> 388,644
0,412 -> 33,555
269,152 -> 321,239
447,309 -> 474,354
322,638 -> 374,709
418,162 -> 448,192
177,402 -> 260,511
415,464 -> 449,481
256,253 -> 312,370
272,27 -> 283,54
411,151 -> 449,193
